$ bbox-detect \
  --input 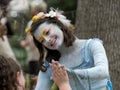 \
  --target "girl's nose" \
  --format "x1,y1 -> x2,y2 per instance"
44,36 -> 51,42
